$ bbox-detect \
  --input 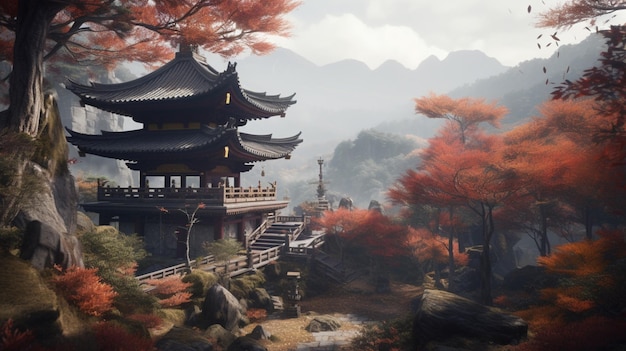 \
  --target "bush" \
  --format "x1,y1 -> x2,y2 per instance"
144,275 -> 192,308
0,319 -> 36,351
229,271 -> 266,300
79,226 -> 154,314
182,270 -> 218,298
52,266 -> 117,316
158,308 -> 187,326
